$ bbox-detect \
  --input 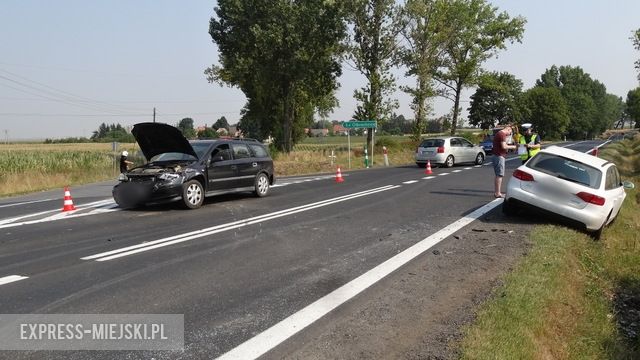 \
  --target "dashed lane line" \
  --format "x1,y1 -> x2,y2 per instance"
0,275 -> 28,286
